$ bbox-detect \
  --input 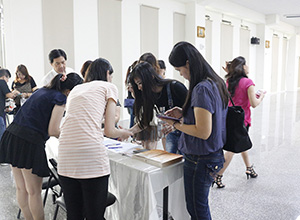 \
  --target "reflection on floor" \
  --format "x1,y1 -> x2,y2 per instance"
210,90 -> 300,220
1,90 -> 300,220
